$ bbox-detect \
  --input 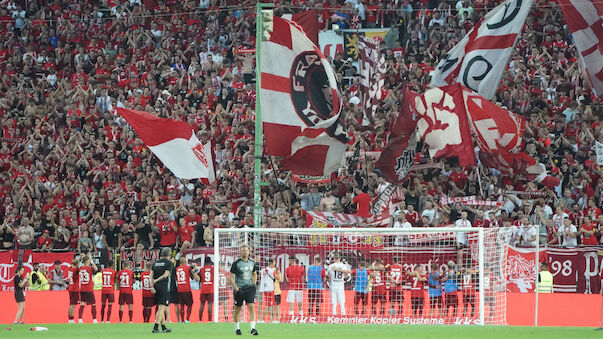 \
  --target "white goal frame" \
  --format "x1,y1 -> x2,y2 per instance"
213,227 -> 486,324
